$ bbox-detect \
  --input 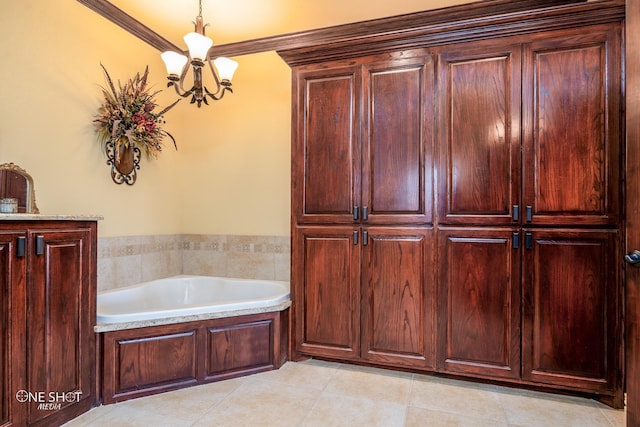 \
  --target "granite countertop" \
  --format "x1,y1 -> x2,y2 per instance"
94,301 -> 292,333
0,214 -> 104,221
